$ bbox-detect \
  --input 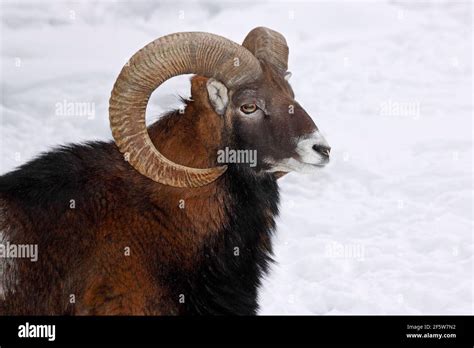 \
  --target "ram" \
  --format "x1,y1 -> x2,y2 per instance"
0,27 -> 330,315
